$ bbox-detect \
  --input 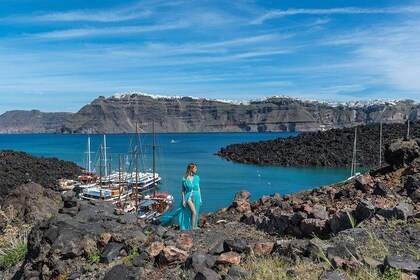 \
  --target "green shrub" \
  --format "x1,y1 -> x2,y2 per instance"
382,267 -> 402,280
87,249 -> 101,265
0,230 -> 28,269
123,247 -> 139,266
